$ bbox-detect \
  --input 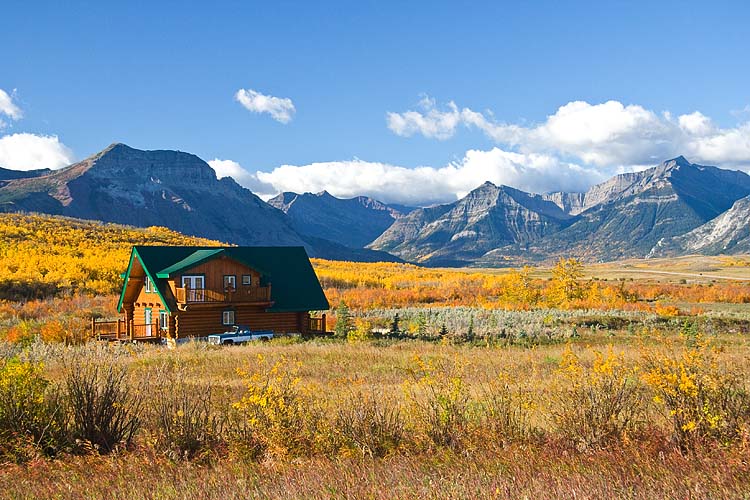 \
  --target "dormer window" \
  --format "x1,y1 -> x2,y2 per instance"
144,276 -> 154,293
